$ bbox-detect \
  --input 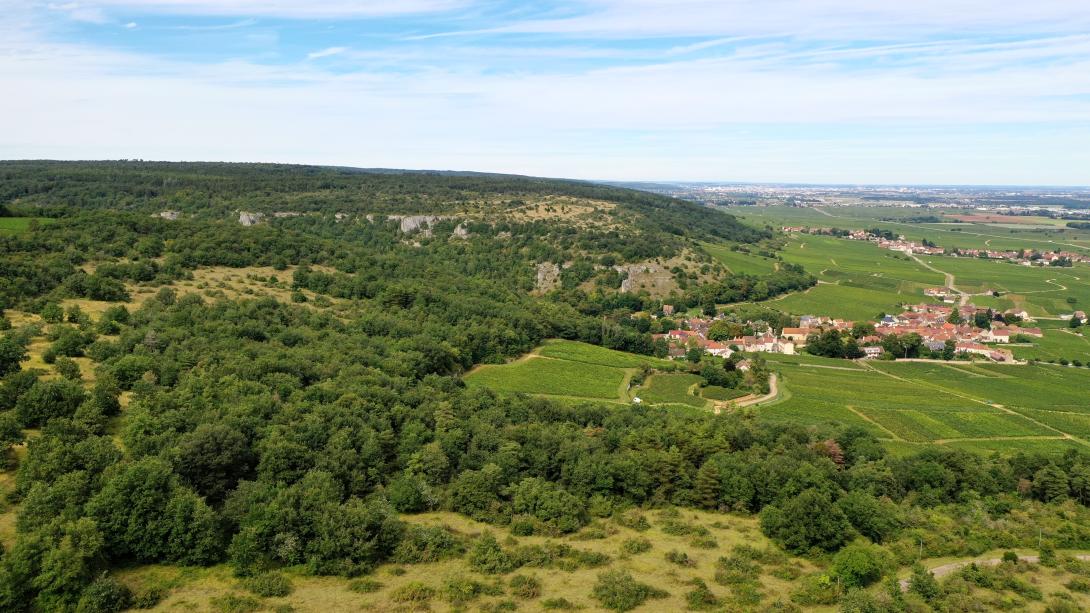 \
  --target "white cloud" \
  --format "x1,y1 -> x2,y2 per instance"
46,2 -> 109,24
124,21 -> 137,28
428,0 -> 1090,40
4,1 -> 1090,184
66,0 -> 467,19
307,46 -> 347,60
